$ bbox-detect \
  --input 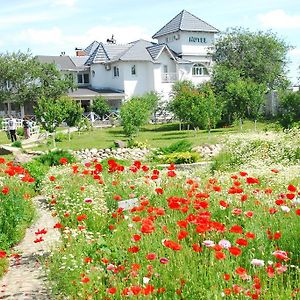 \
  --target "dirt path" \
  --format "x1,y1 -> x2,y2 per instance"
0,196 -> 60,300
